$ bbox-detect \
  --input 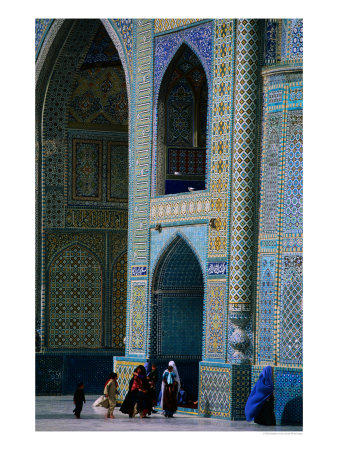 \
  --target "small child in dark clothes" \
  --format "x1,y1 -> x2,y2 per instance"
73,382 -> 86,418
